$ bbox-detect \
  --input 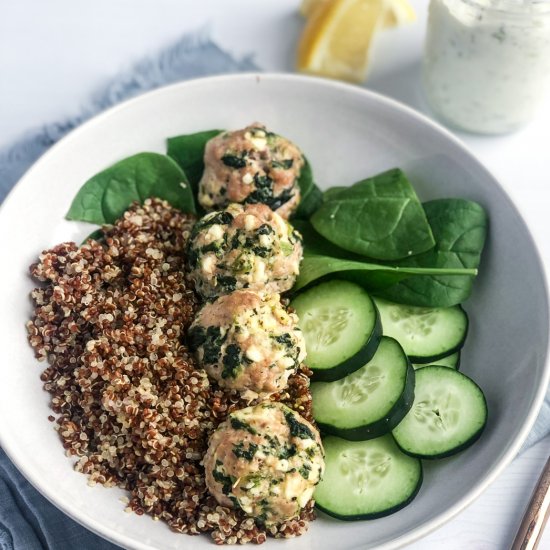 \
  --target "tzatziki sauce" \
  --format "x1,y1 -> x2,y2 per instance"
423,0 -> 550,134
